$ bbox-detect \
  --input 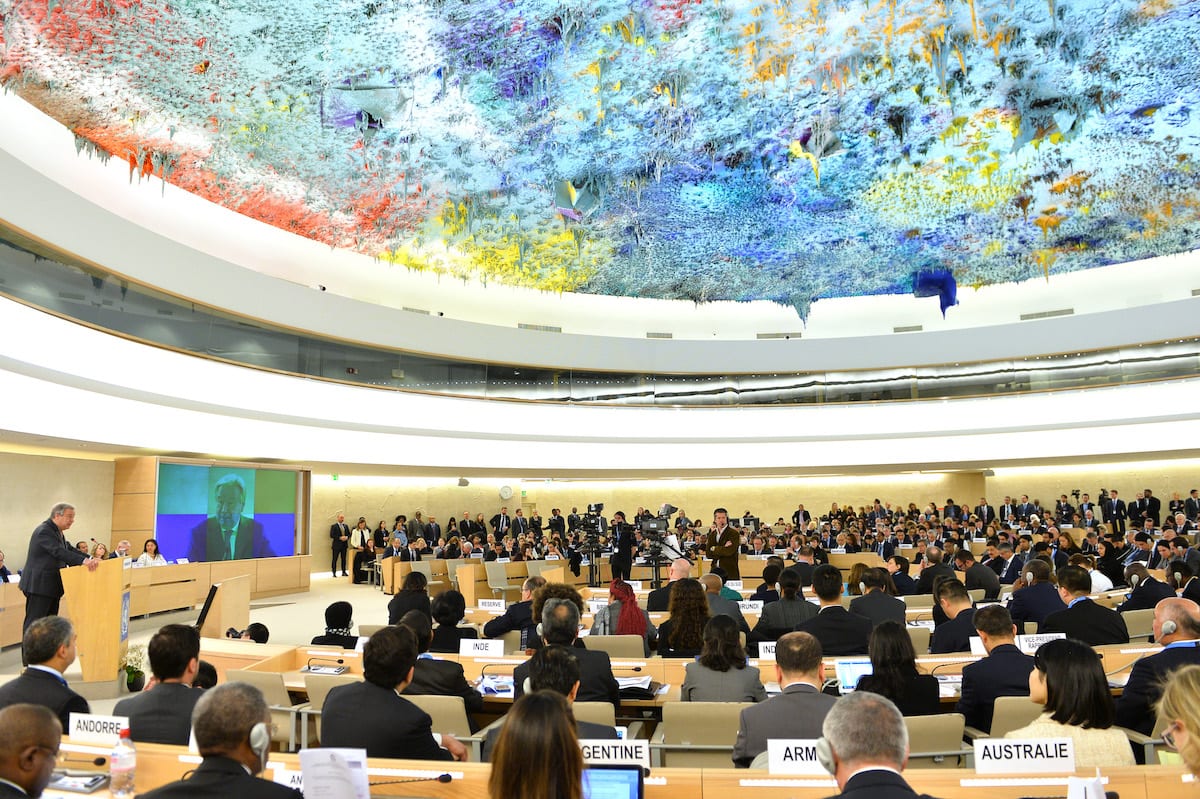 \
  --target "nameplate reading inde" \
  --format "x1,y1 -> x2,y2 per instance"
580,739 -> 650,769
69,713 -> 129,745
974,738 -> 1075,774
767,739 -> 826,775
738,600 -> 764,614
477,599 -> 507,611
461,639 -> 504,656
758,641 -> 777,661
